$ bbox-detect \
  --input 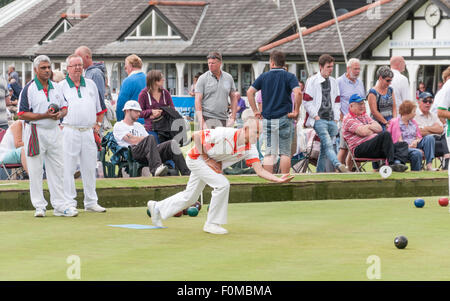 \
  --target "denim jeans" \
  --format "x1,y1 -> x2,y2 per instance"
263,115 -> 294,156
417,135 -> 435,165
313,119 -> 340,172
408,135 -> 435,171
